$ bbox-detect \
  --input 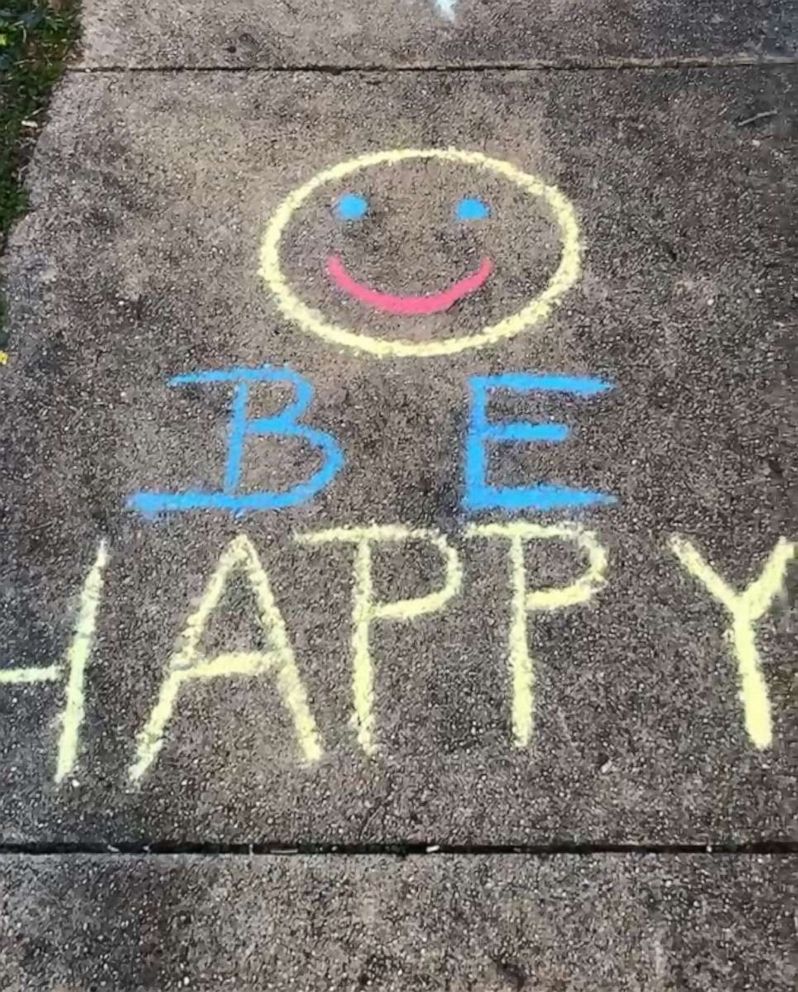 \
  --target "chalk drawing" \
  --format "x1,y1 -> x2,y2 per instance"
0,540 -> 108,783
259,148 -> 581,358
327,184 -> 495,312
336,193 -> 369,221
326,180 -> 497,314
129,534 -> 322,783
433,0 -> 457,22
467,522 -> 607,747
0,666 -> 61,684
55,540 -> 109,782
327,255 -> 493,317
128,365 -> 343,517
670,536 -> 795,749
296,525 -> 462,754
456,196 -> 490,221
465,372 -> 615,513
